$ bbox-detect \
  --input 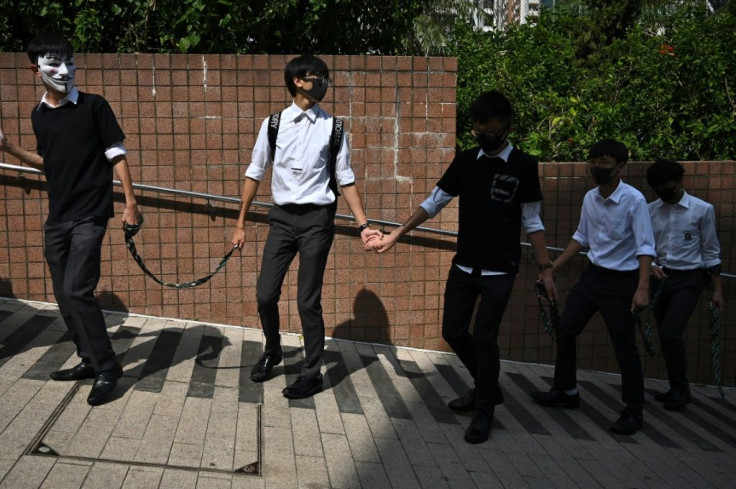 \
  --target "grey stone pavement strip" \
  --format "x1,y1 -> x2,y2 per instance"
0,298 -> 734,489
